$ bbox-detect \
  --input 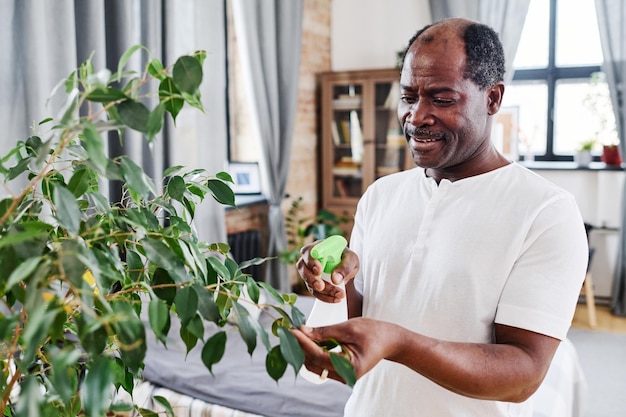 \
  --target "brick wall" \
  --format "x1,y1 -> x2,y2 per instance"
229,1 -> 331,233
284,0 -> 331,220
